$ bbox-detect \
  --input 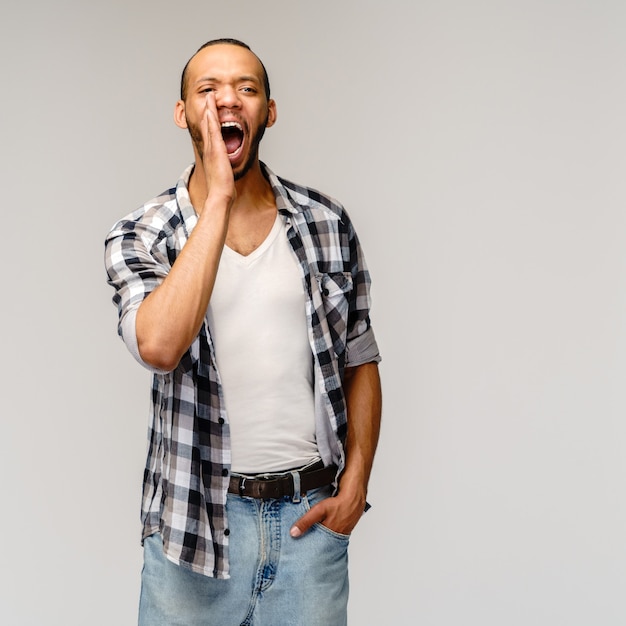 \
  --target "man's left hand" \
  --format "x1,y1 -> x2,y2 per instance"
290,489 -> 366,538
